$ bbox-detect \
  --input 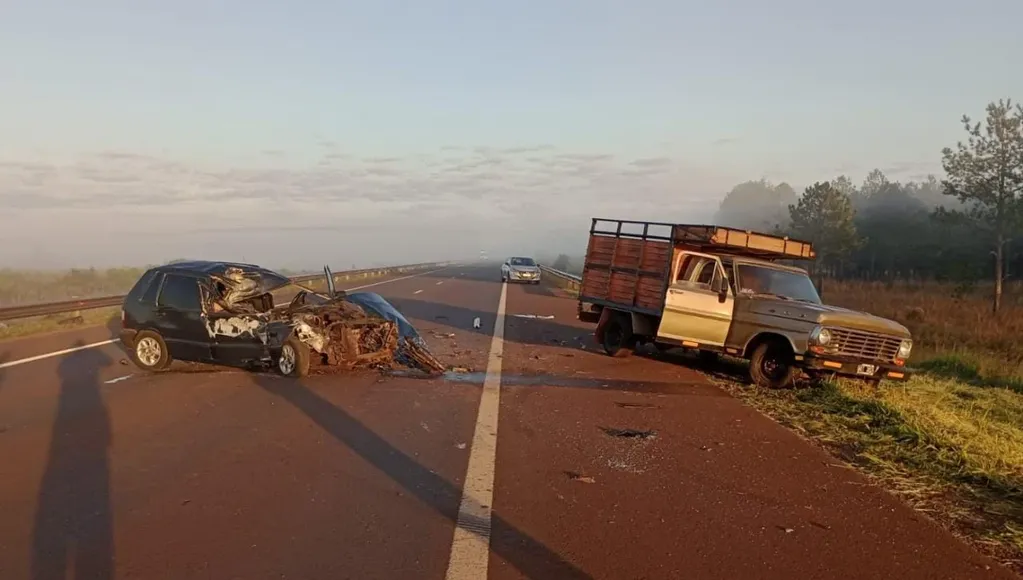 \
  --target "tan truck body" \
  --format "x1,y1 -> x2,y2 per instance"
577,219 -> 913,388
